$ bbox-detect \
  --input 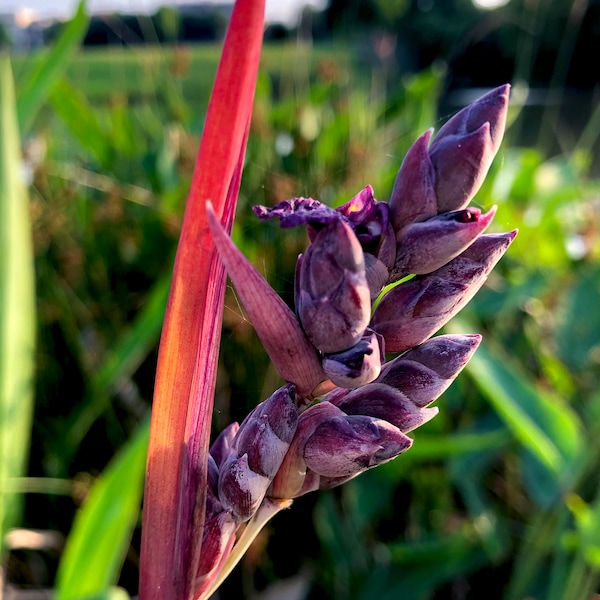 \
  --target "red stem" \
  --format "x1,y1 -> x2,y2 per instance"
139,2 -> 265,597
